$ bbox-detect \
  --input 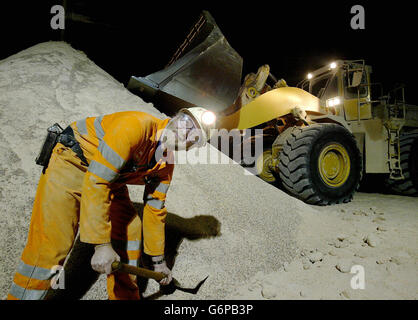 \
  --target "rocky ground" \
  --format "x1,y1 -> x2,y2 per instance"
227,192 -> 418,300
